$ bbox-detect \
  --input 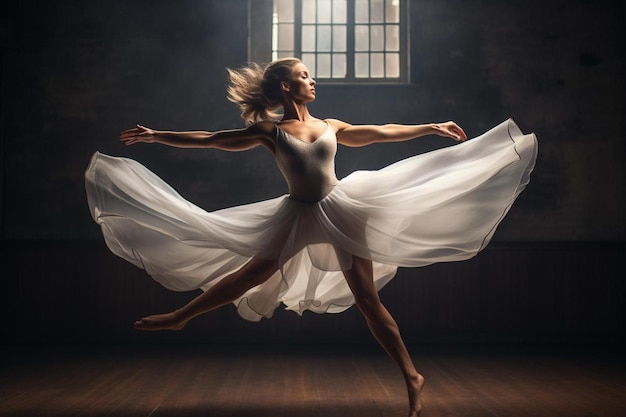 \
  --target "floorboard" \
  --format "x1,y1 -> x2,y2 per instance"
1,344 -> 624,417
